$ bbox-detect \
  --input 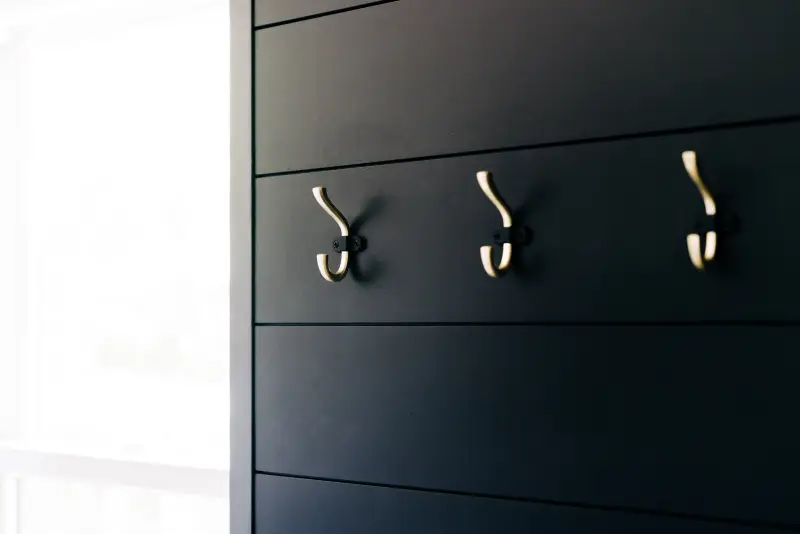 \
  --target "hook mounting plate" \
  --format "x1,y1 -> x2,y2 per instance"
332,236 -> 366,254
492,226 -> 532,247
689,212 -> 739,236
